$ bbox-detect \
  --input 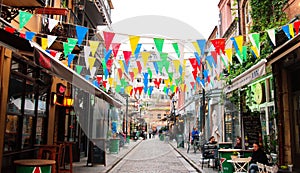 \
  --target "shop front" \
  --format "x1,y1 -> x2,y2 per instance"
267,34 -> 300,171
